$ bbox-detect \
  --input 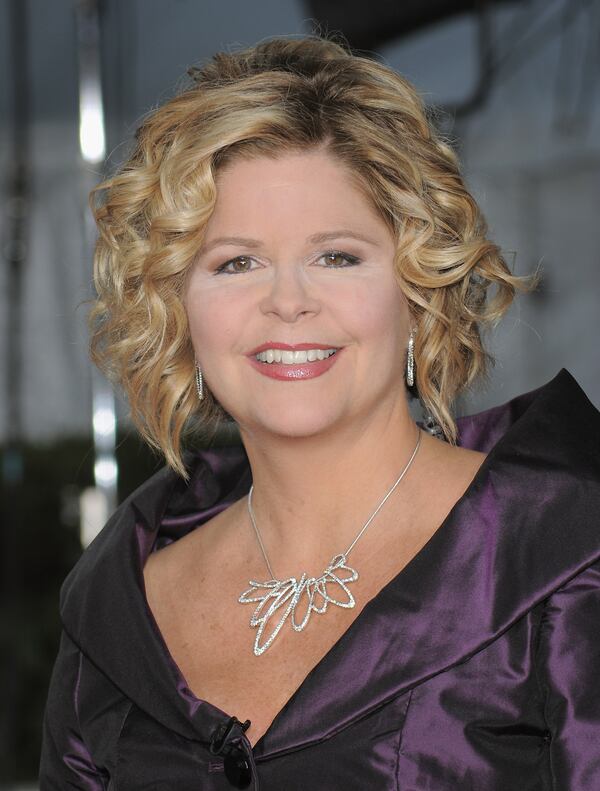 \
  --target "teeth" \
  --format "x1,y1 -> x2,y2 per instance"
255,348 -> 338,364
